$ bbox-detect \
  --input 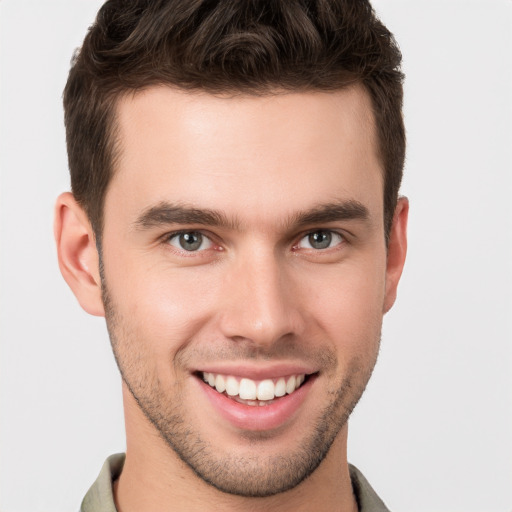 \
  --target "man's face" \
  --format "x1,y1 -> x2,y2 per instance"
100,86 -> 394,496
